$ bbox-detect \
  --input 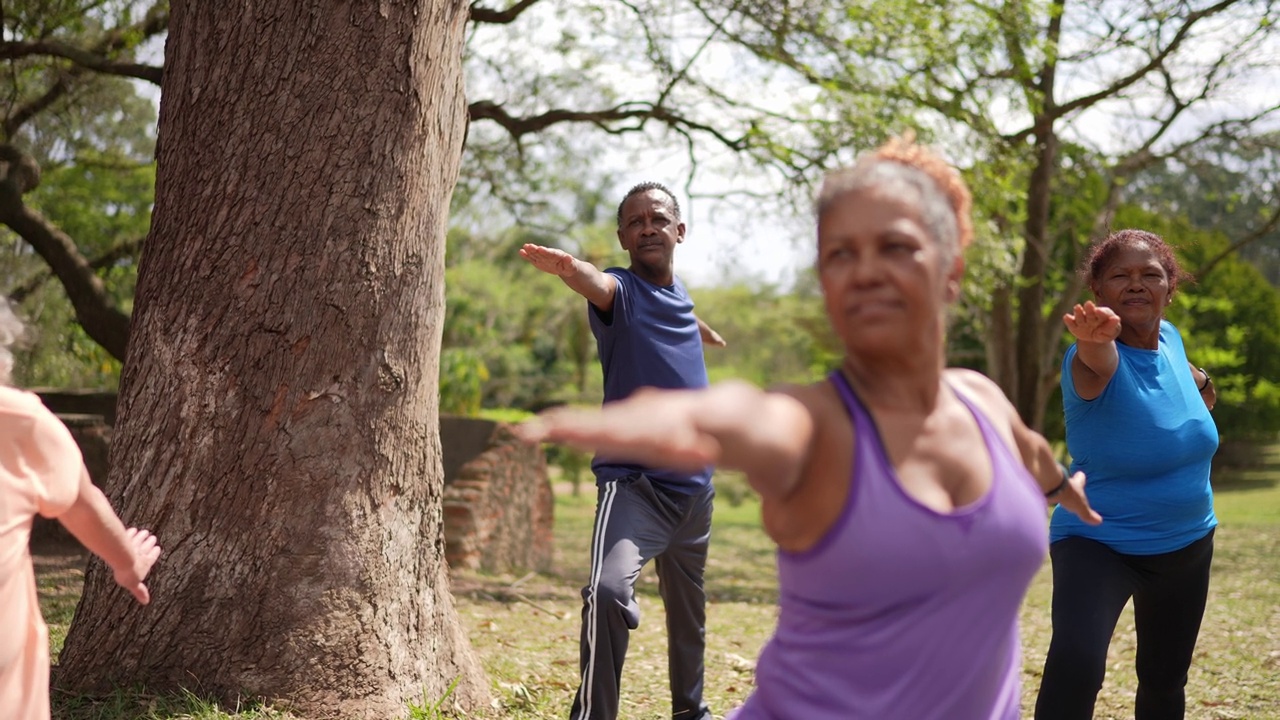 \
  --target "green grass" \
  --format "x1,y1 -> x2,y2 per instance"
37,467 -> 1280,719
50,686 -> 292,720
33,550 -> 85,662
